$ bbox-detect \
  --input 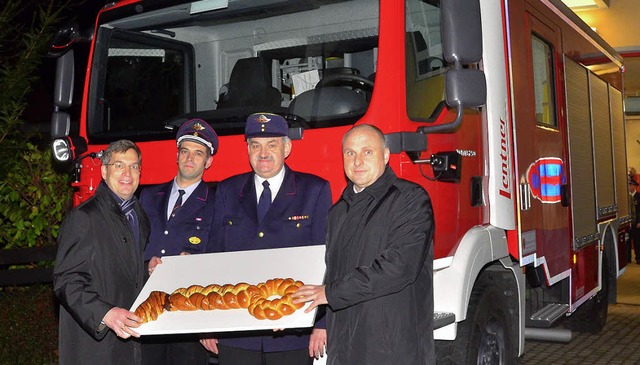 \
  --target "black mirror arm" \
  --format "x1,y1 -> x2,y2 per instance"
417,100 -> 464,134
